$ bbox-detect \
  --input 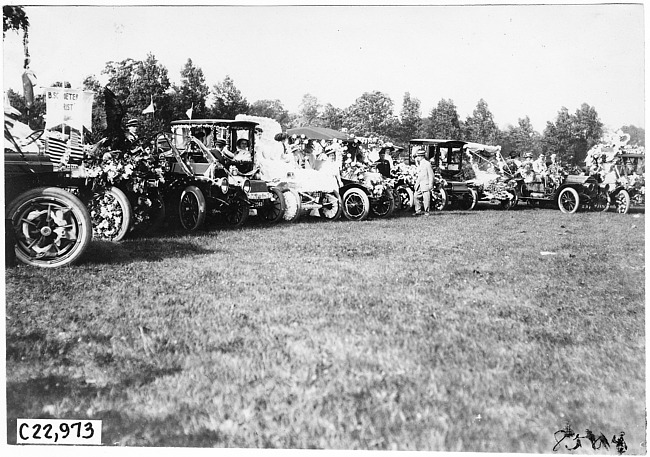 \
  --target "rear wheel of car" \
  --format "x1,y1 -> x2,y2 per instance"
371,187 -> 395,218
88,186 -> 133,241
179,185 -> 206,231
500,191 -> 518,210
395,185 -> 414,211
614,189 -> 631,214
131,192 -> 166,236
342,188 -> 370,221
558,187 -> 580,214
259,187 -> 285,224
458,188 -> 478,210
432,187 -> 447,211
7,187 -> 92,268
319,191 -> 342,220
282,189 -> 301,222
